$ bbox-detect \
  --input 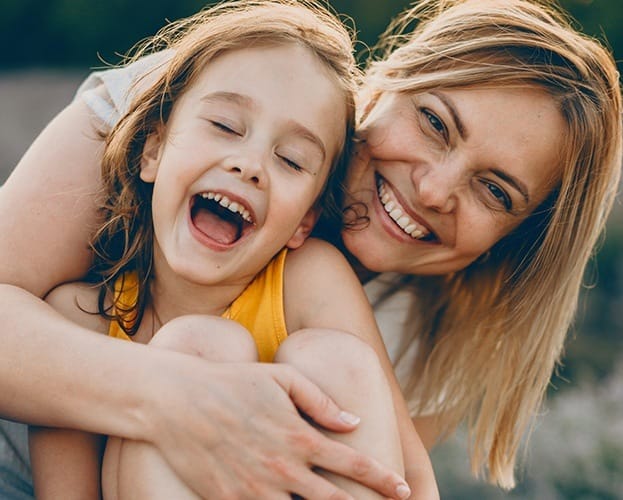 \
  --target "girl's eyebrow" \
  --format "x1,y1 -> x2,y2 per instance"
200,91 -> 256,109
